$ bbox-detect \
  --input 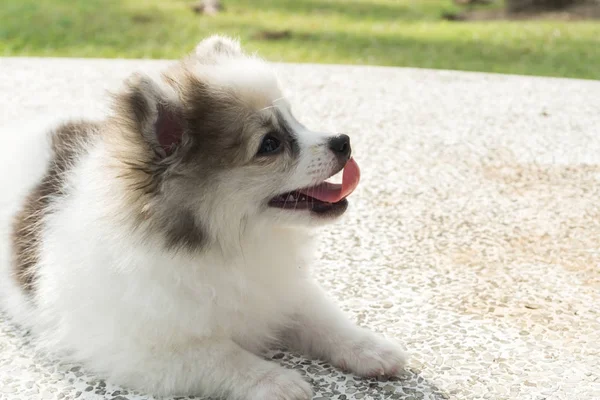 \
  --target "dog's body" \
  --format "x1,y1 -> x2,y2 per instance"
0,37 -> 406,399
